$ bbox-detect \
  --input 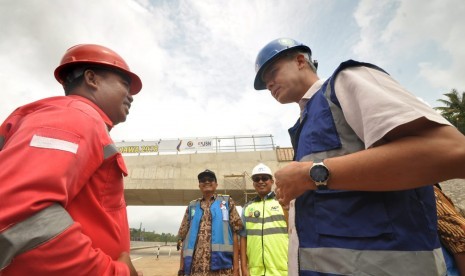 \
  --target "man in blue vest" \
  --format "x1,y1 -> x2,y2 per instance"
177,169 -> 243,276
240,163 -> 288,276
253,37 -> 465,276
